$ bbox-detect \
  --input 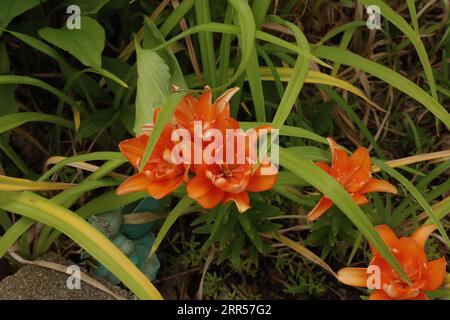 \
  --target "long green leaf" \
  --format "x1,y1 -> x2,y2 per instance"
0,75 -> 83,114
139,91 -> 184,172
43,191 -> 148,254
195,0 -> 217,87
240,121 -> 327,144
0,191 -> 162,300
359,0 -> 438,100
0,217 -> 32,258
160,0 -> 196,37
279,147 -> 410,283
231,0 -> 263,120
151,23 -> 328,74
270,17 -> 310,129
313,46 -> 450,129
0,112 -> 74,134
0,135 -> 33,176
39,152 -> 125,181
150,196 -> 194,256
